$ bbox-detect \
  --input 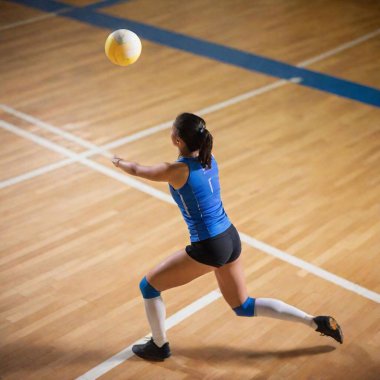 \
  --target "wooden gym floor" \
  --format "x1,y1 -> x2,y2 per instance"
0,0 -> 379,379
